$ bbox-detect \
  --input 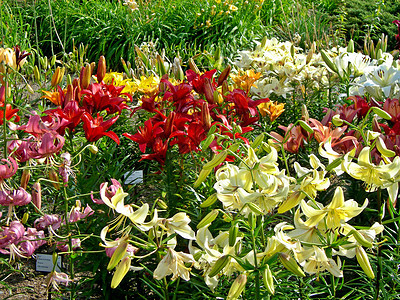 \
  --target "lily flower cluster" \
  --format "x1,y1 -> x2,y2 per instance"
123,65 -> 269,165
96,179 -> 196,288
